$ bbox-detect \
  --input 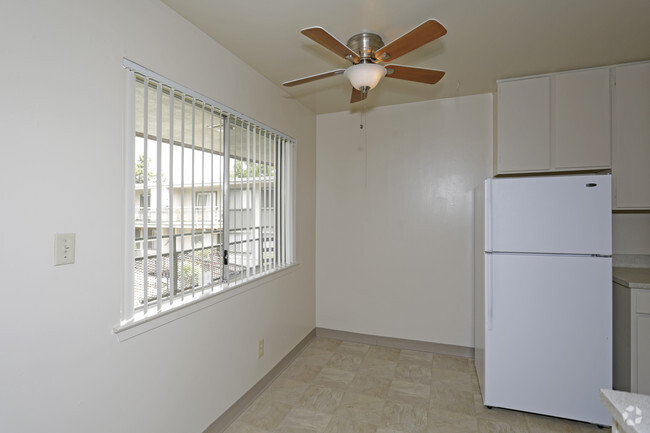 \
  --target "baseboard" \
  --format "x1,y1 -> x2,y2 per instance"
203,328 -> 316,433
316,327 -> 475,359
203,327 -> 474,432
